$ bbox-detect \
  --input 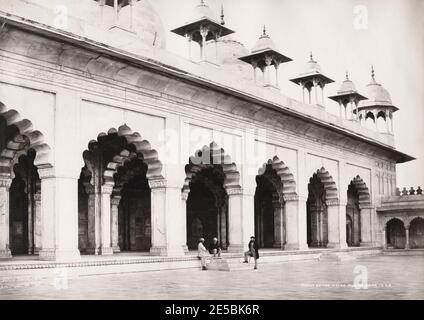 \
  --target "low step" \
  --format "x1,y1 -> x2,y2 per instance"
319,252 -> 356,262
206,257 -> 254,271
